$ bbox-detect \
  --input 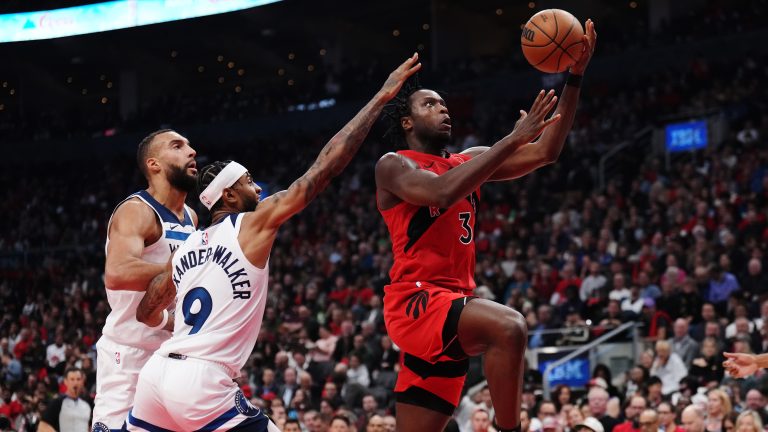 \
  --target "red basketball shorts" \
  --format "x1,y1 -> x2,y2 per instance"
384,281 -> 476,415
